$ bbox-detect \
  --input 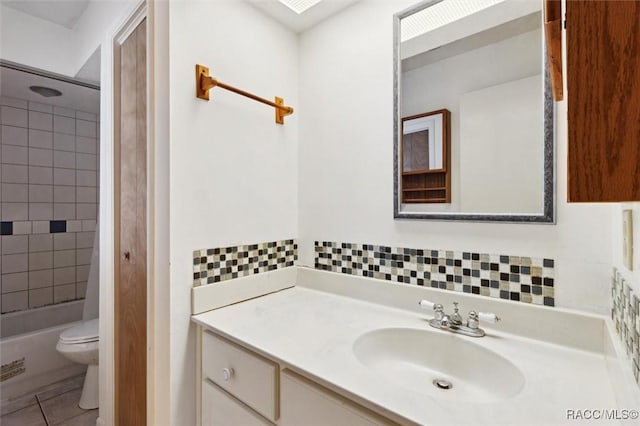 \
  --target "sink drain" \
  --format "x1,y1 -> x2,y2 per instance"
432,379 -> 453,390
